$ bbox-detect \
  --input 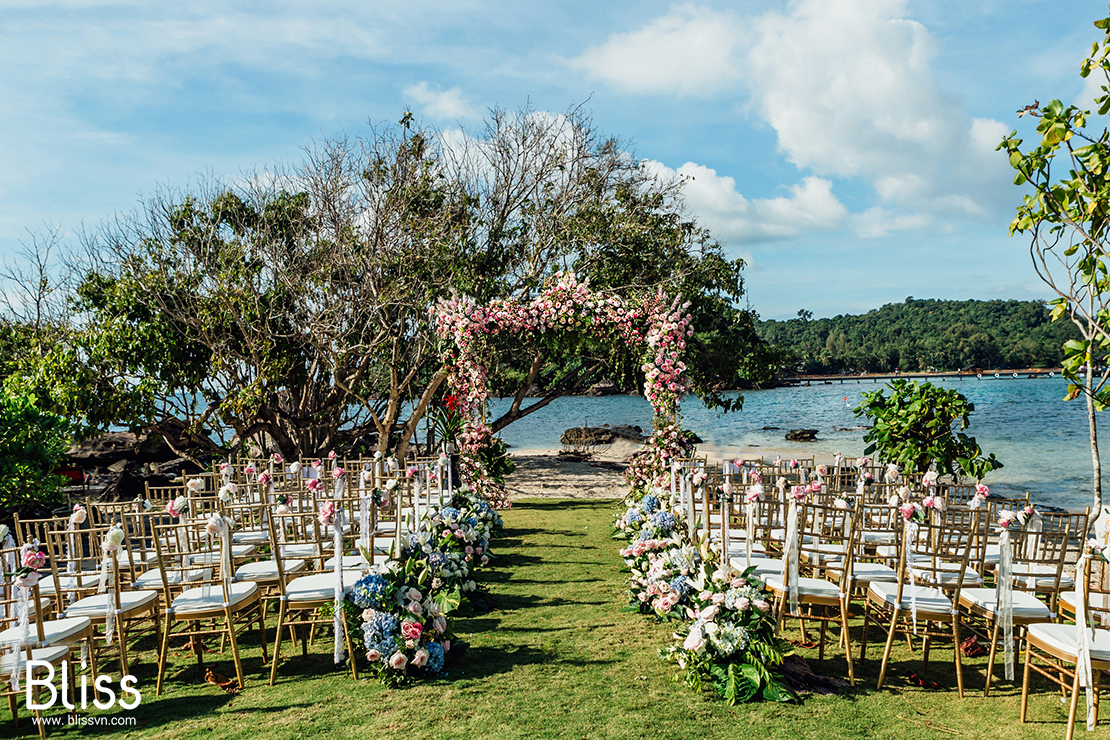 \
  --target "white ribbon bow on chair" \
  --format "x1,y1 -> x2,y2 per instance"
97,525 -> 125,645
784,499 -> 800,614
1075,552 -> 1097,732
997,526 -> 1014,680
